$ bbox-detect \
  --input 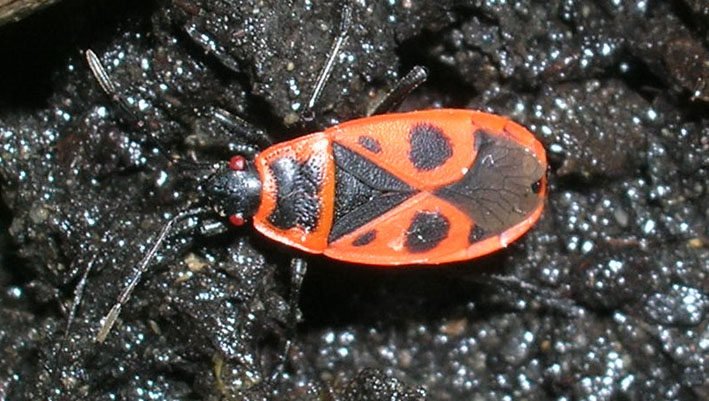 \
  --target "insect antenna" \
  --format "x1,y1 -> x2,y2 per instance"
65,254 -> 97,337
85,49 -> 214,171
95,206 -> 210,343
